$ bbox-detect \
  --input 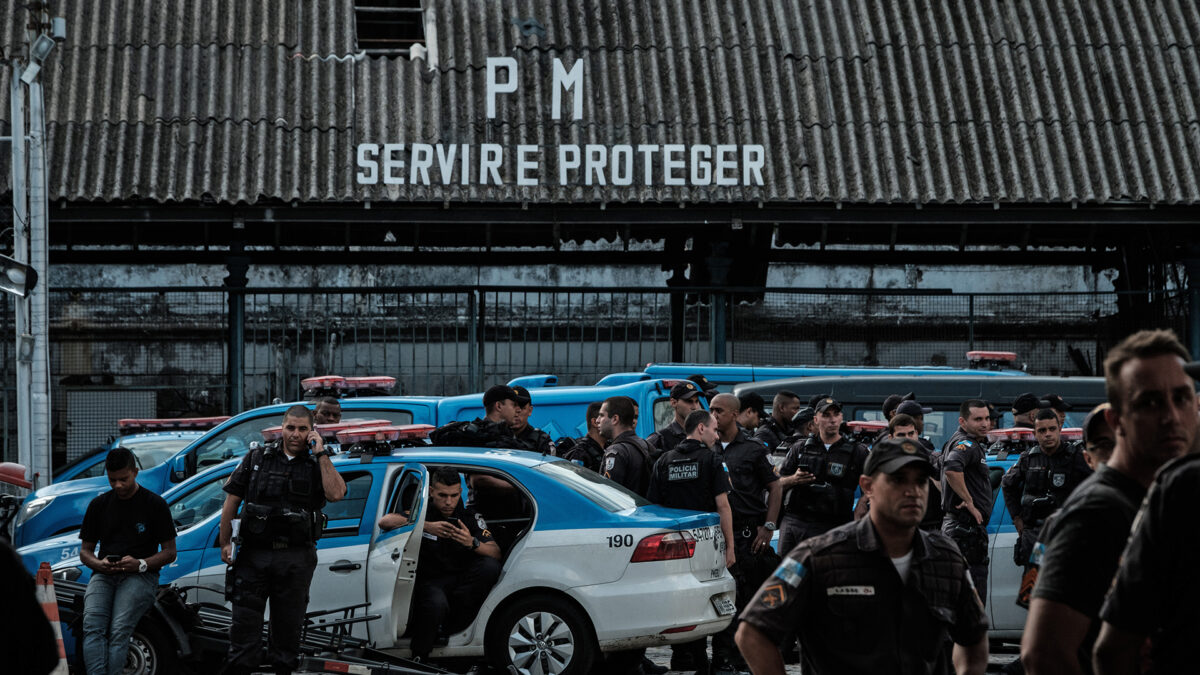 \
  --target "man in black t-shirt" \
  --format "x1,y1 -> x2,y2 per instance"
381,467 -> 501,661
79,447 -> 176,675
1020,330 -> 1197,675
